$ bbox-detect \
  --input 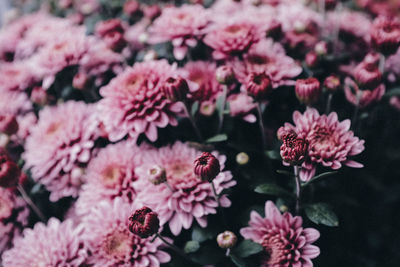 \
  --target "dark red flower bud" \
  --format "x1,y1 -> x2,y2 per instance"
128,207 -> 160,238
305,52 -> 318,68
30,86 -> 48,106
0,114 -> 18,136
194,152 -> 220,182
280,133 -> 308,166
162,77 -> 189,102
245,72 -> 272,101
370,16 -> 400,55
0,156 -> 20,188
104,32 -> 126,52
353,62 -> 382,90
215,66 -> 235,85
324,75 -> 341,92
95,19 -> 124,37
123,0 -> 140,16
295,78 -> 321,105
